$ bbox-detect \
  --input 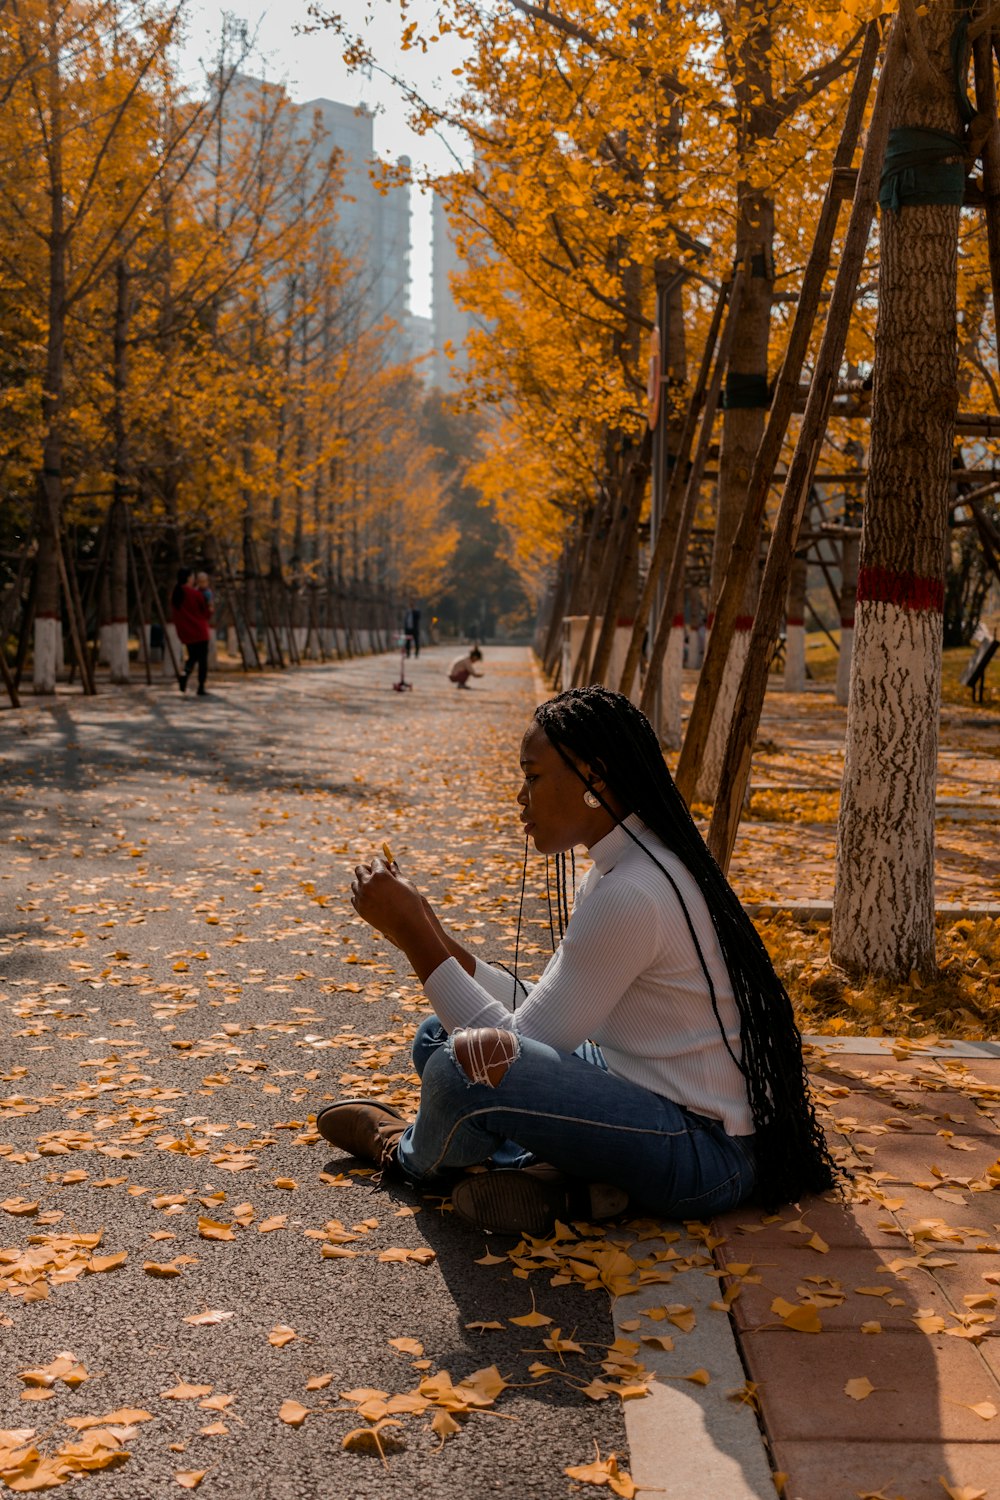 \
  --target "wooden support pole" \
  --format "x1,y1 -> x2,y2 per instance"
57,526 -> 96,695
568,485 -> 615,686
13,565 -> 37,689
0,637 -> 19,707
974,31 -> 1000,330
134,526 -> 182,679
255,541 -> 285,668
706,18 -> 899,870
674,18 -> 883,805
590,431 -> 653,684
217,547 -> 261,671
639,272 -> 746,718
618,279 -> 732,700
124,508 -> 152,687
